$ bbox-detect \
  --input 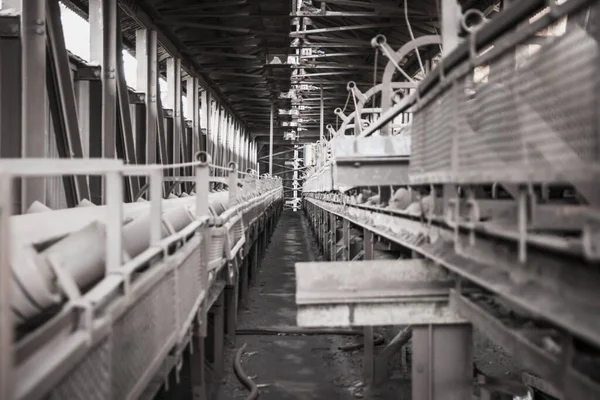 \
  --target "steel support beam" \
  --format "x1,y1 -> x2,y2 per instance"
11,0 -> 47,211
0,173 -> 13,400
269,103 -> 274,175
187,77 -> 200,155
167,57 -> 182,177
47,0 -> 91,206
136,28 -> 158,165
290,22 -> 399,36
0,11 -> 22,212
90,0 -> 118,203
319,86 -> 324,141
441,0 -> 461,55
200,90 -> 210,154
118,2 -> 245,127
412,324 -> 473,400
115,15 -> 138,201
